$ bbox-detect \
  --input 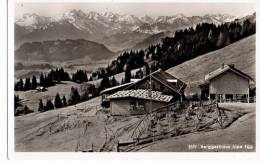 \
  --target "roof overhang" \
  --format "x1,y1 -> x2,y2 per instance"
205,65 -> 254,82
108,89 -> 173,103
